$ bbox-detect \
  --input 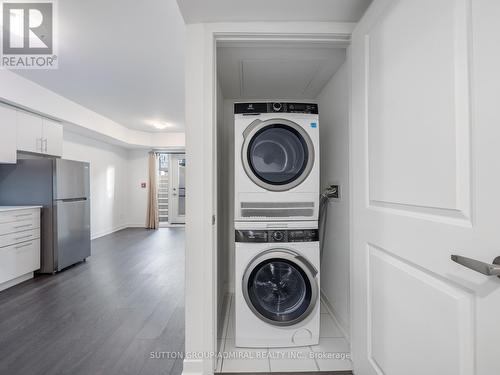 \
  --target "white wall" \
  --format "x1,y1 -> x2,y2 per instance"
63,130 -> 151,239
127,150 -> 150,227
63,130 -> 128,239
316,61 -> 350,336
